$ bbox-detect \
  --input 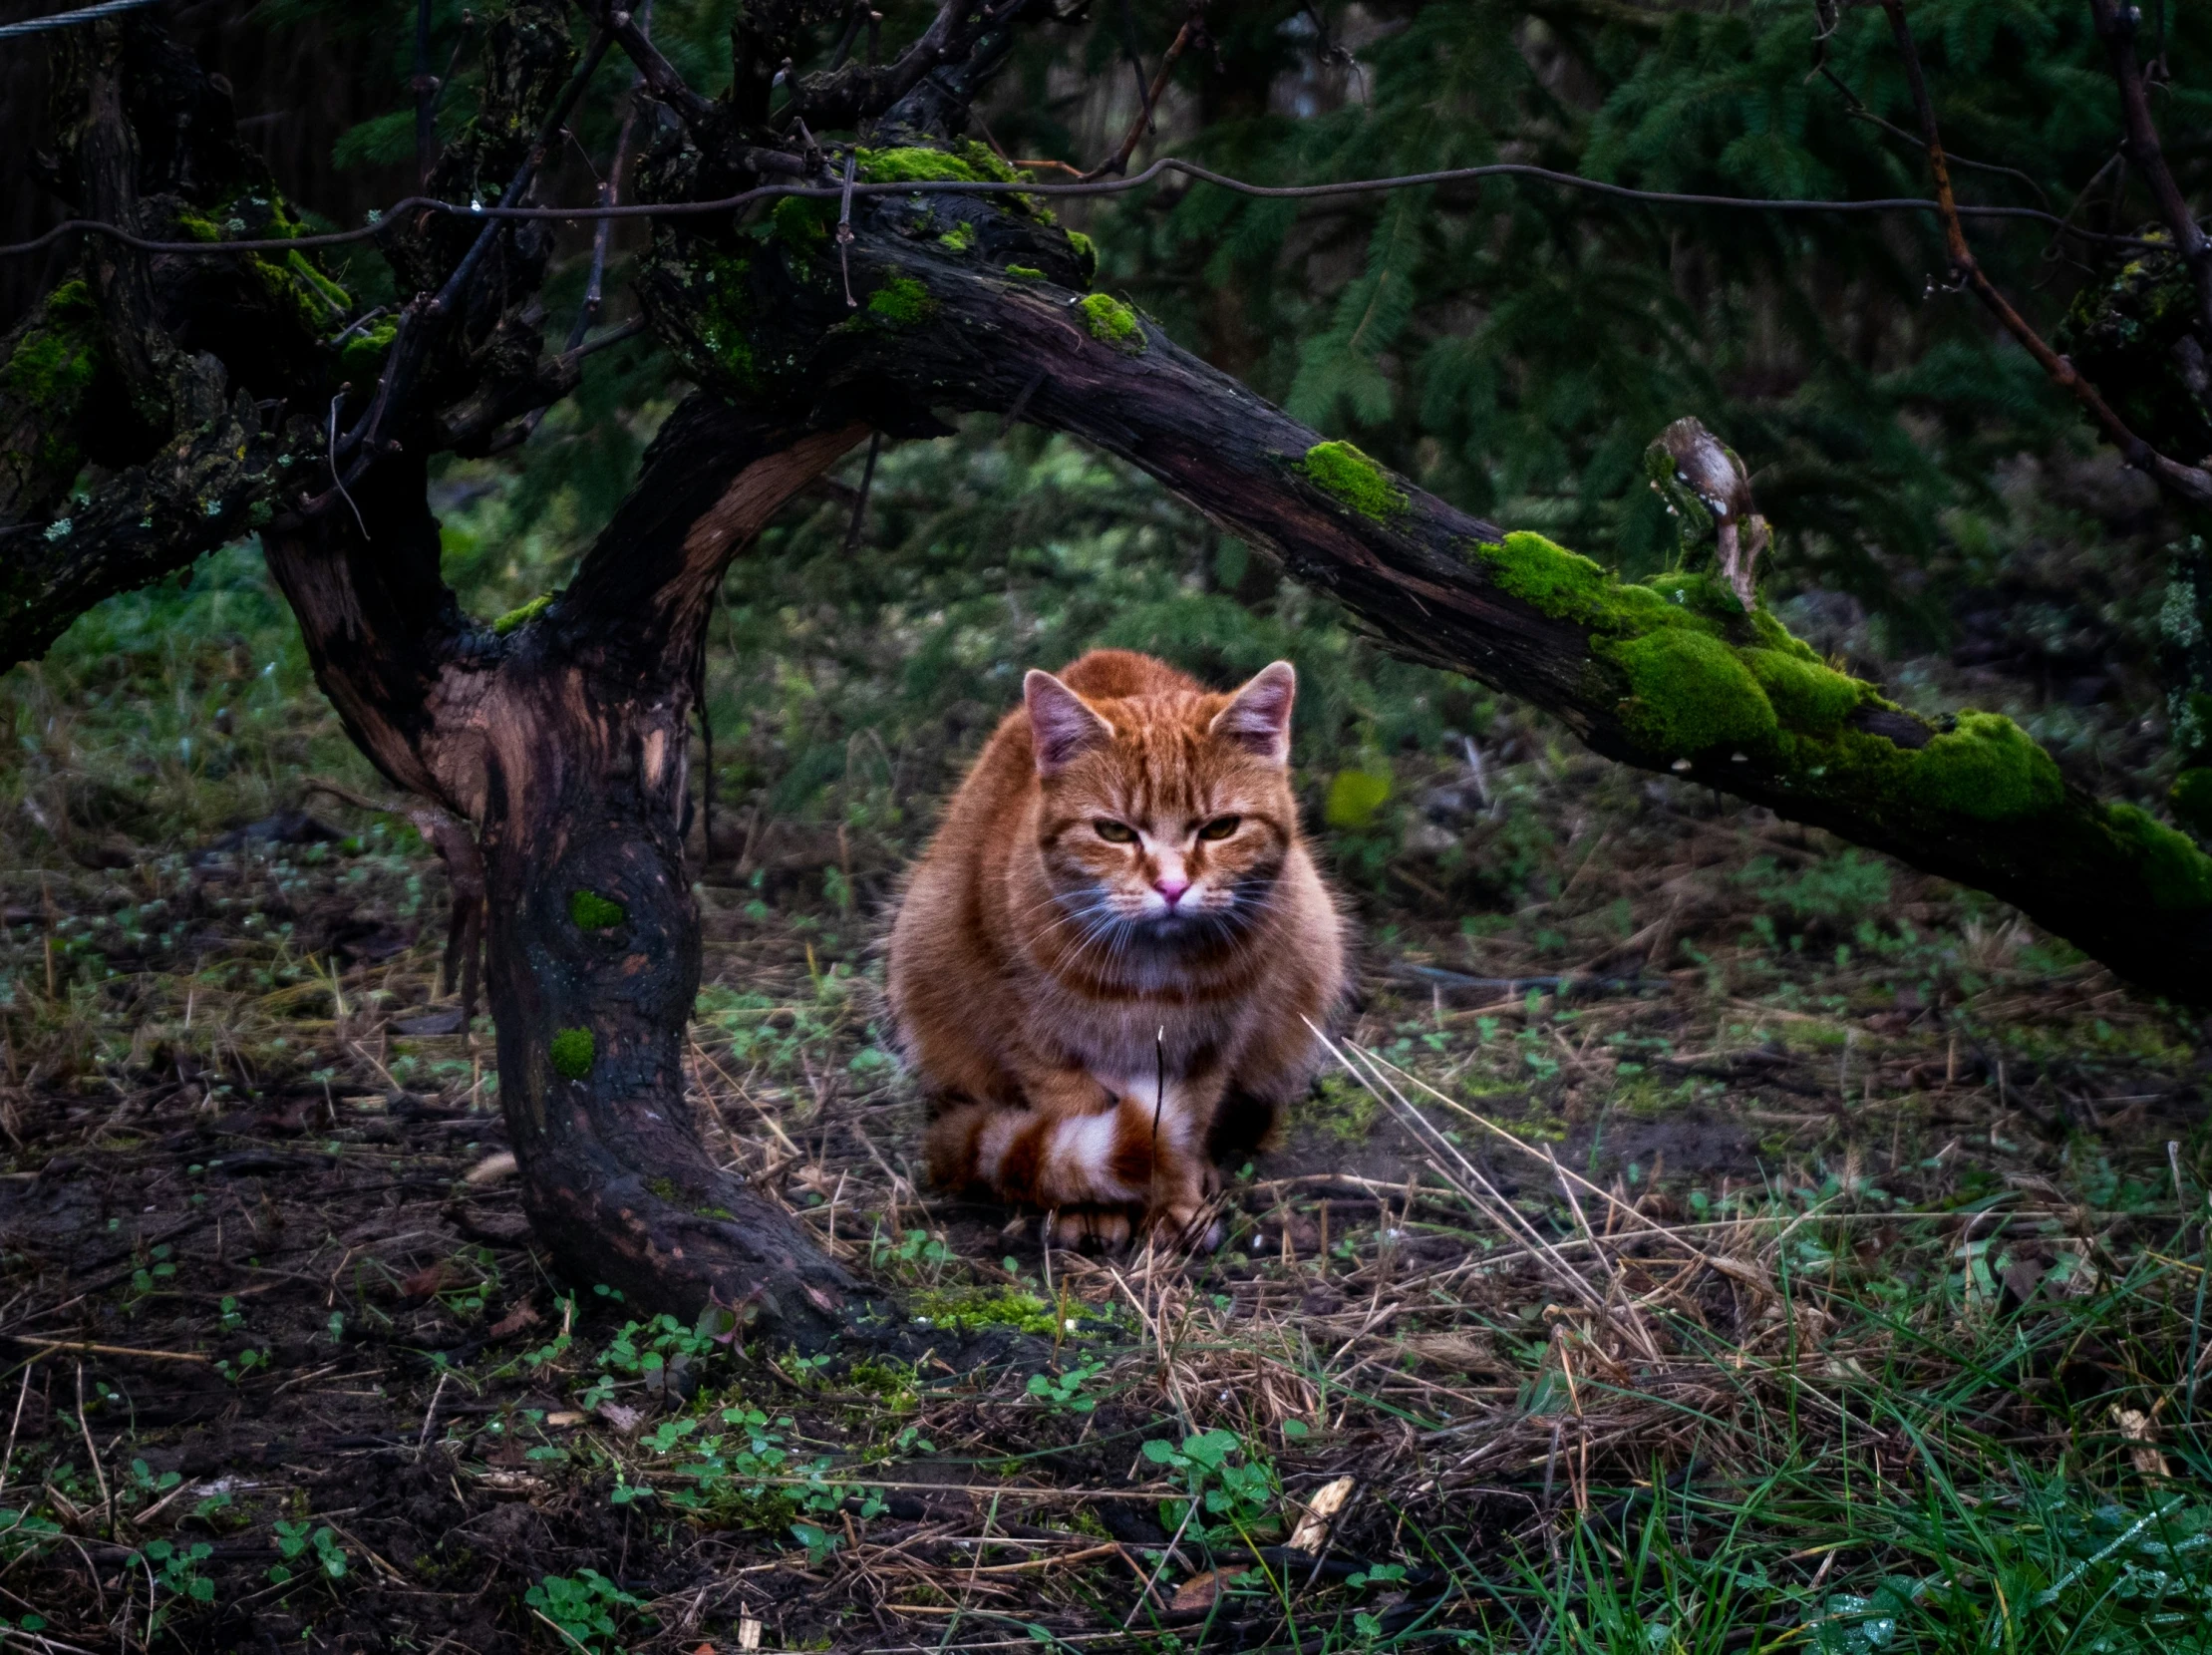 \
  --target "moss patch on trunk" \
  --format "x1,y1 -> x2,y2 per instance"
549,1027 -> 596,1080
867,276 -> 933,326
569,889 -> 627,930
